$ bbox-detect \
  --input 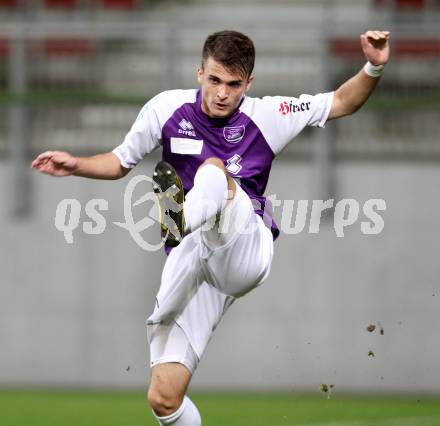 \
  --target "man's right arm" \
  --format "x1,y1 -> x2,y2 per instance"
32,91 -> 180,179
31,150 -> 129,180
